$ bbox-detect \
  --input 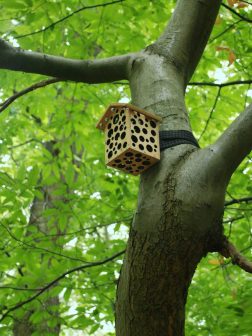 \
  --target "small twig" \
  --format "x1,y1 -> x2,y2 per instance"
223,215 -> 244,224
210,19 -> 242,43
0,222 -> 88,263
16,0 -> 125,39
221,3 -> 252,23
8,139 -> 42,150
0,286 -> 41,292
188,79 -> 252,88
198,87 -> 221,140
0,249 -> 125,323
0,78 -> 61,114
225,196 -> 252,206
220,237 -> 252,273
